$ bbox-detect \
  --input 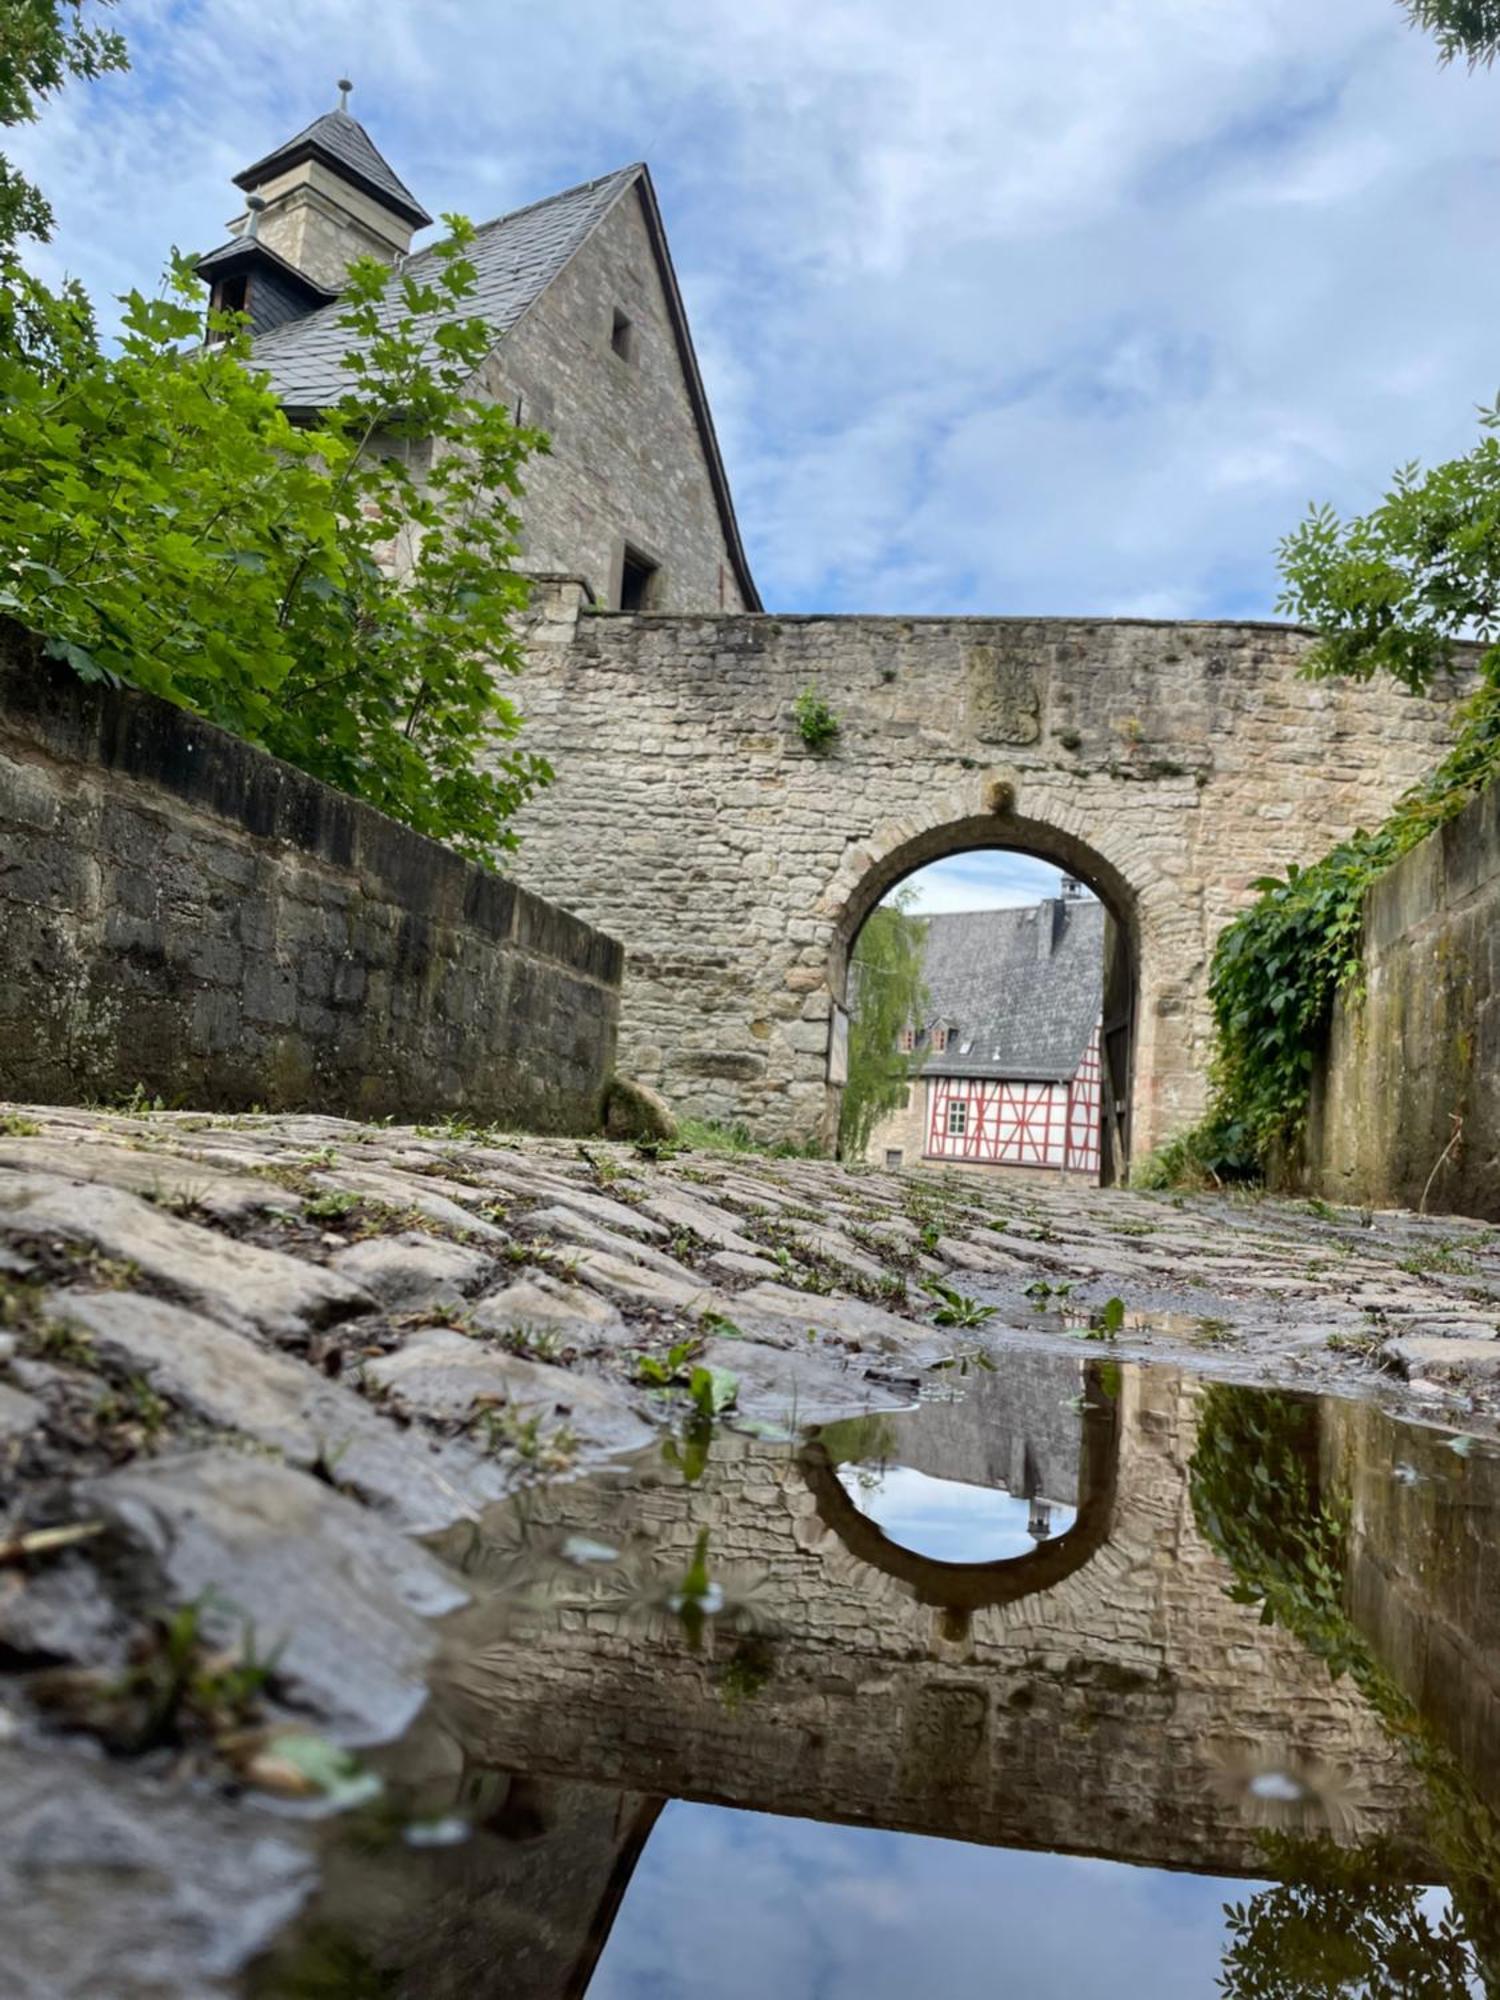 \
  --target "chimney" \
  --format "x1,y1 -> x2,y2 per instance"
225,83 -> 432,293
1037,896 -> 1065,962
